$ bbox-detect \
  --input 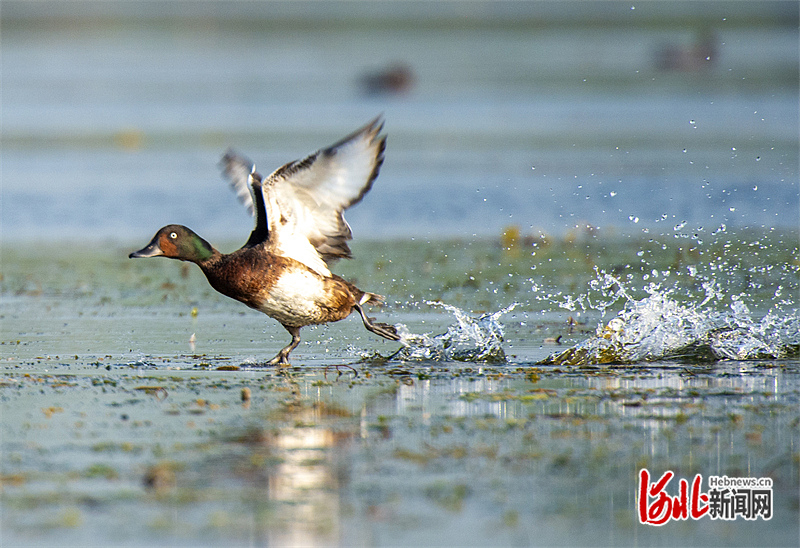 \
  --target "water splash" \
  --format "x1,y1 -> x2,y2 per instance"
389,302 -> 516,363
541,275 -> 799,366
